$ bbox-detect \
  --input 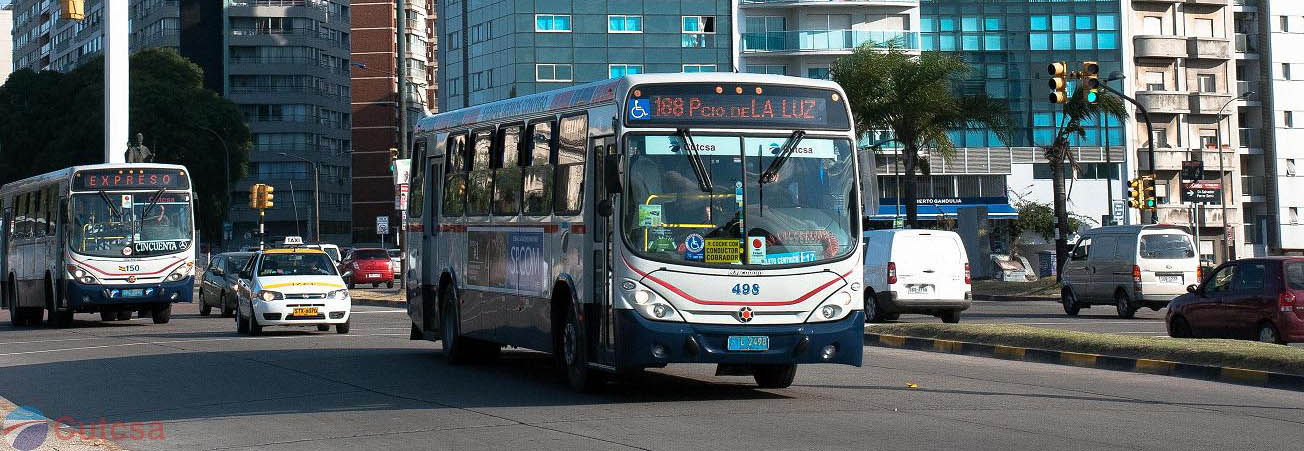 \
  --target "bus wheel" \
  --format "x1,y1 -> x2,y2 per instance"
753,364 -> 797,389
100,311 -> 117,322
440,285 -> 471,365
116,311 -> 132,321
52,311 -> 73,328
562,306 -> 604,392
152,305 -> 171,324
